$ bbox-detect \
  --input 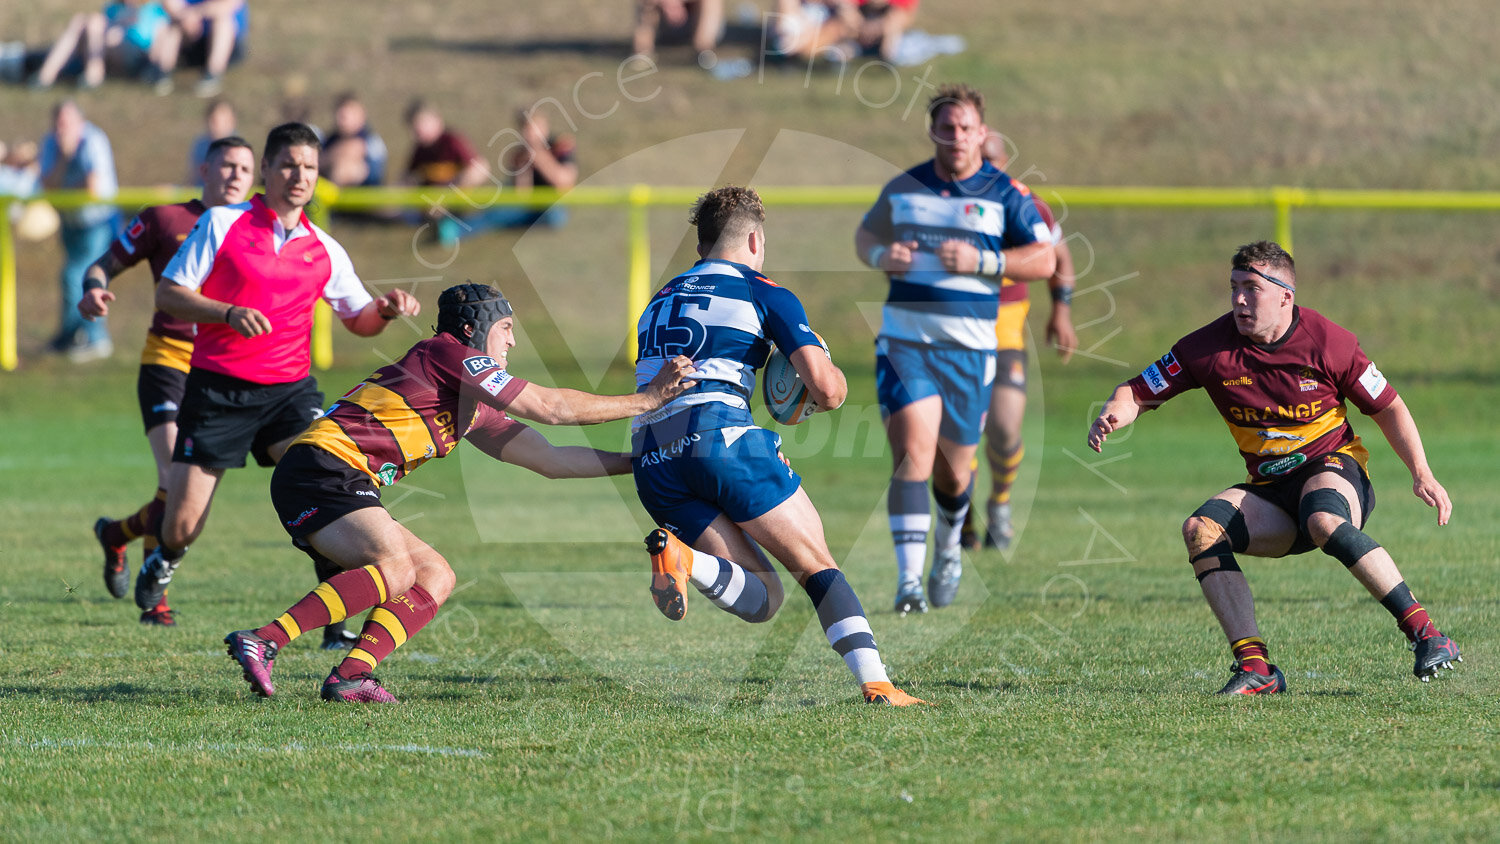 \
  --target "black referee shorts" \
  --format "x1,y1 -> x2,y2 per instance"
173,369 -> 325,469
137,364 -> 189,433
